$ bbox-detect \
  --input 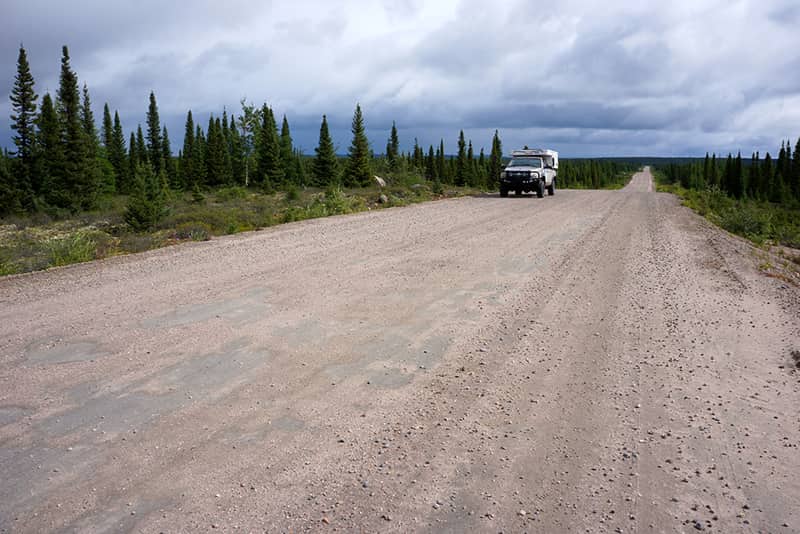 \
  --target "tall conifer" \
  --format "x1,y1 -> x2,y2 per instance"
255,105 -> 283,190
343,104 -> 371,187
146,91 -> 162,173
279,115 -> 297,184
180,110 -> 195,187
109,111 -> 128,192
10,45 -> 38,207
35,93 -> 61,197
455,130 -> 467,186
312,114 -> 337,187
101,103 -> 113,151
53,46 -> 92,210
